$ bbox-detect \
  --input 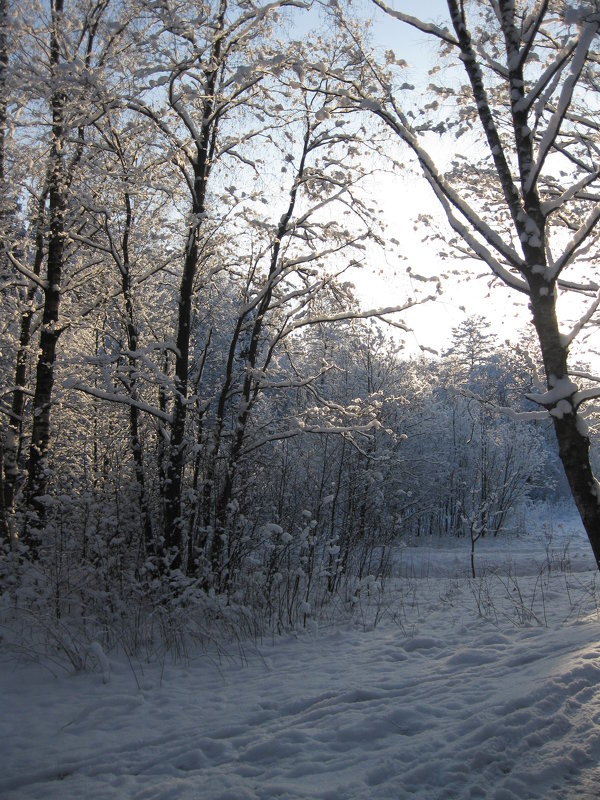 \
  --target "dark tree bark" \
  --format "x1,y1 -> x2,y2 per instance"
120,186 -> 154,557
0,0 -> 7,228
529,285 -> 600,570
162,0 -> 226,567
0,0 -> 11,546
114,164 -> 153,556
26,0 -> 67,540
3,193 -> 47,547
26,0 -> 112,547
